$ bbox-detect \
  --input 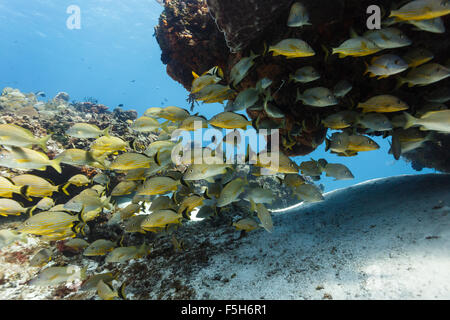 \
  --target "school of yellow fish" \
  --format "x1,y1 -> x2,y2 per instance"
0,0 -> 449,299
